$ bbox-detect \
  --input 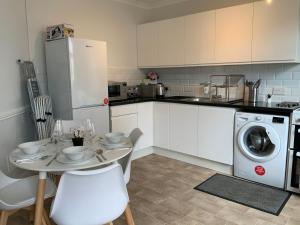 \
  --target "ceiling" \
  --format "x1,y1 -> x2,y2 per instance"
114,0 -> 189,9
